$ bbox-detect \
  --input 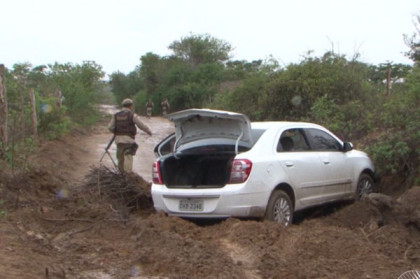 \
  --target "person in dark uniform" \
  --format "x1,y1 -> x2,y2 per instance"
108,98 -> 152,172
160,98 -> 170,116
146,99 -> 153,119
